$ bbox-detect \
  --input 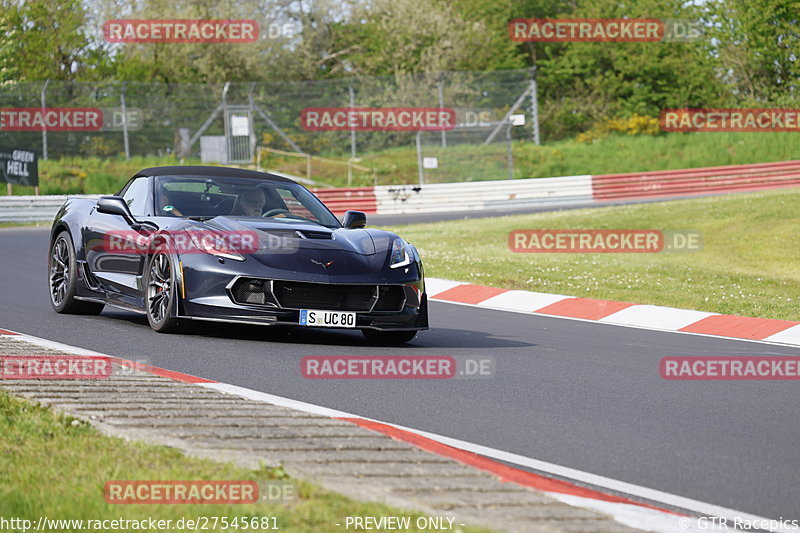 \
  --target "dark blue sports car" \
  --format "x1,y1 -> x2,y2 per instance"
48,166 -> 427,344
